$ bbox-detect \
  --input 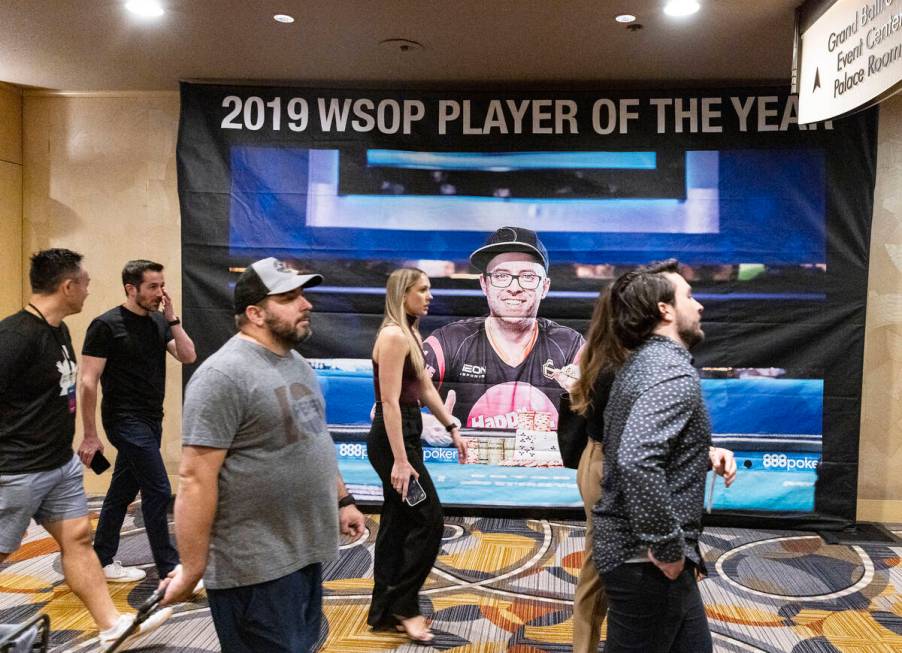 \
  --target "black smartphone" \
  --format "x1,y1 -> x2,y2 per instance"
404,476 -> 427,506
90,451 -> 111,474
